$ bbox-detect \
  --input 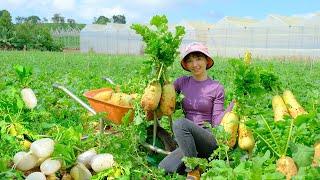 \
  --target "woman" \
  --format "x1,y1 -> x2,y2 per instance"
158,42 -> 234,179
